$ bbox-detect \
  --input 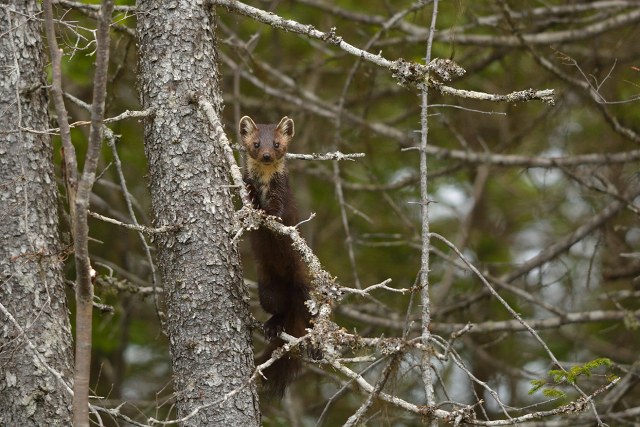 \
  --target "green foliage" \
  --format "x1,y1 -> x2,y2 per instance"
542,388 -> 566,399
529,358 -> 616,399
528,379 -> 546,395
